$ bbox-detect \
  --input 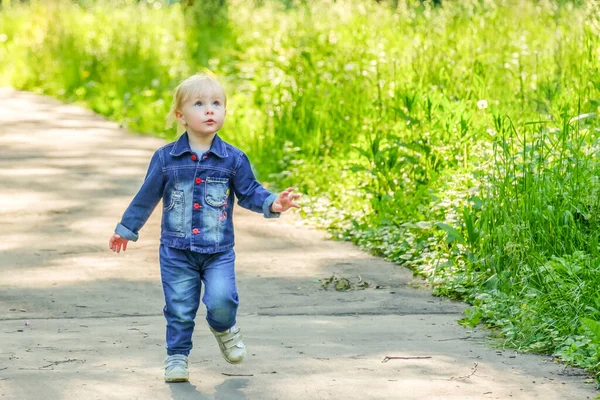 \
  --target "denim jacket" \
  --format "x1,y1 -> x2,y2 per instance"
115,132 -> 280,253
